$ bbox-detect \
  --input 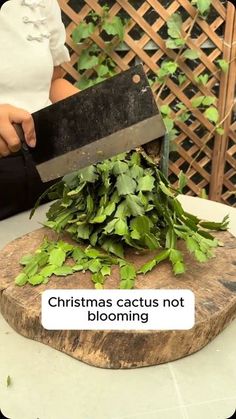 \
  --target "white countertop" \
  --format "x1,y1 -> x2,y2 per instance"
0,195 -> 236,419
